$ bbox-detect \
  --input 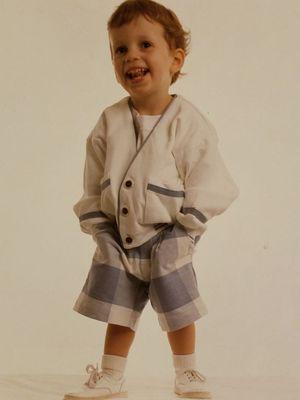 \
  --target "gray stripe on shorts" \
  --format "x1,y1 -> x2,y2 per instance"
83,262 -> 149,312
150,262 -> 199,313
